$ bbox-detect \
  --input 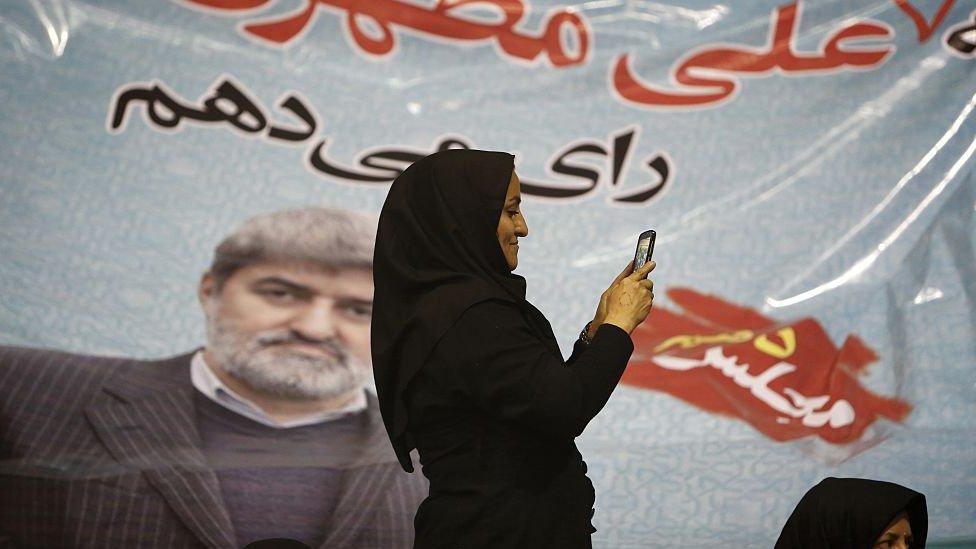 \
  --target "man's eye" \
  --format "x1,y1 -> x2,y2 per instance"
260,289 -> 295,301
344,305 -> 372,319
